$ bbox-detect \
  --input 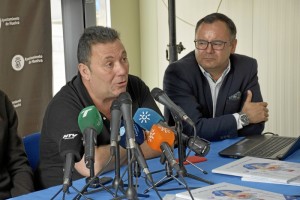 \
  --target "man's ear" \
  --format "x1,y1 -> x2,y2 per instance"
78,63 -> 90,81
230,39 -> 237,53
